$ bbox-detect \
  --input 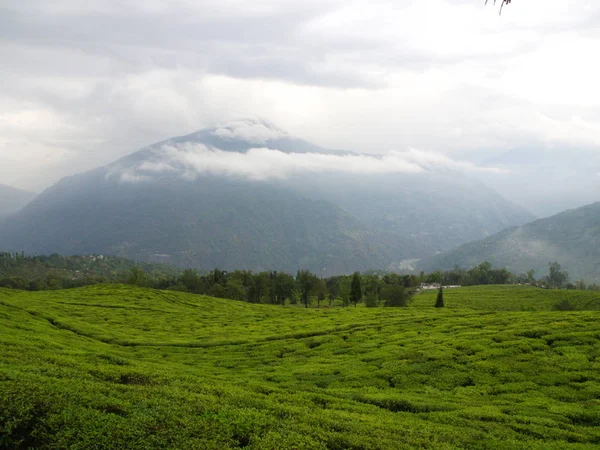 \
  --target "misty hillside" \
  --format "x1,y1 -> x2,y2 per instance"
0,170 -> 409,274
419,201 -> 600,282
283,172 -> 533,262
0,120 -> 533,274
0,184 -> 36,222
